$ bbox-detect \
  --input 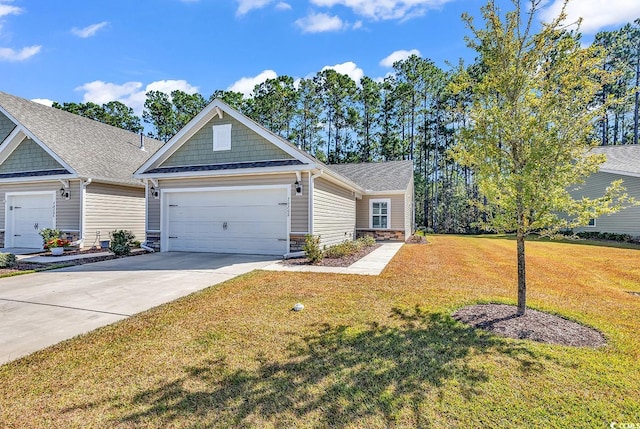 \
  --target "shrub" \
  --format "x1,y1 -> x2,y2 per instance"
303,234 -> 323,263
358,235 -> 376,247
323,236 -> 377,259
0,252 -> 16,268
110,230 -> 136,256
